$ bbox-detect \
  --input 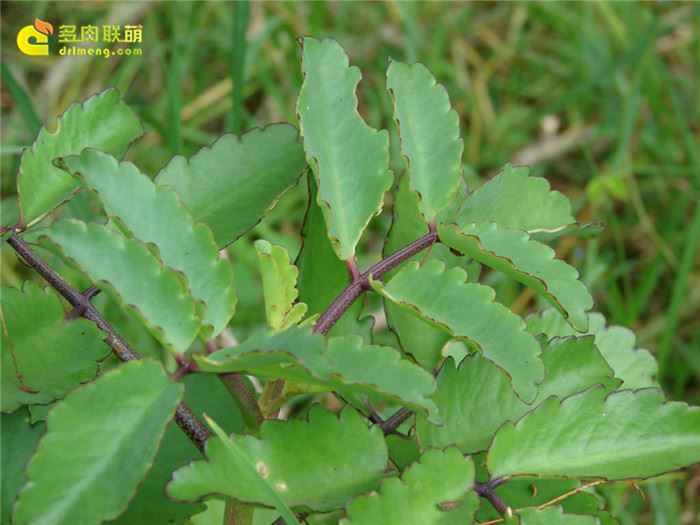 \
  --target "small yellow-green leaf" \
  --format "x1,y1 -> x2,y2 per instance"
255,240 -> 307,332
297,37 -> 392,260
